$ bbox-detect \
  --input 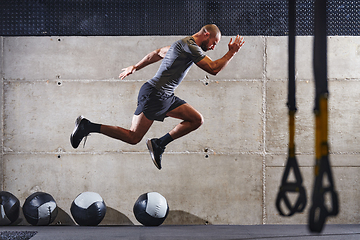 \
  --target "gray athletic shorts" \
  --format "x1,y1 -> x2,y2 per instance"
134,82 -> 186,122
